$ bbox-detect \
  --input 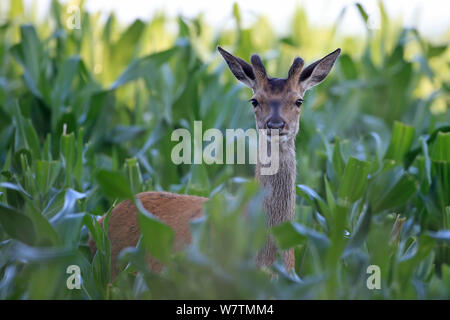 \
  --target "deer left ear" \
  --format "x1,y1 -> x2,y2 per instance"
299,48 -> 341,92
